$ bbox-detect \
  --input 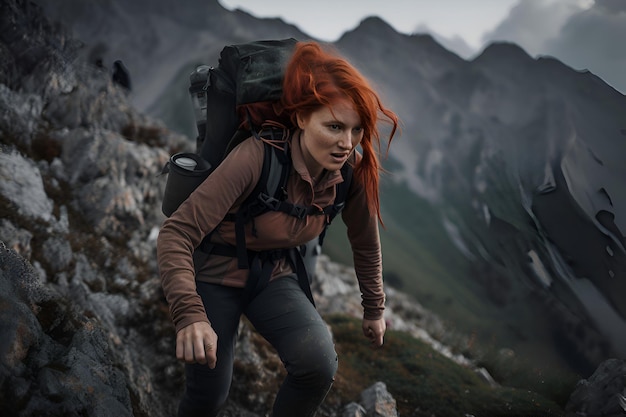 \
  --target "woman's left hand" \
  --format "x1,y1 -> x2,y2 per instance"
362,317 -> 386,348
